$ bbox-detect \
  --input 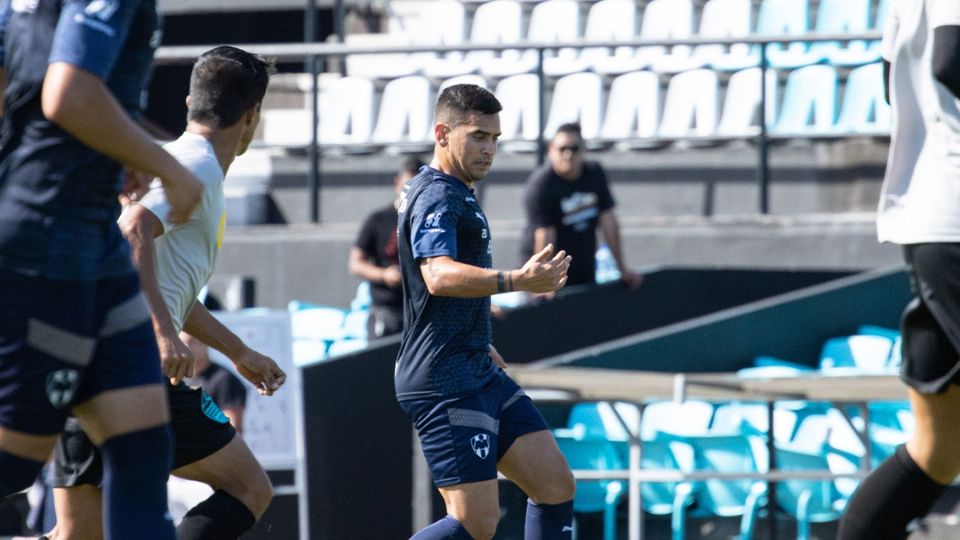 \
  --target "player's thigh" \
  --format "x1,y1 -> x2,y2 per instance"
497,429 -> 574,504
72,384 -> 169,446
907,384 -> 960,483
0,427 -> 58,462
52,484 -> 104,540
171,434 -> 272,515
